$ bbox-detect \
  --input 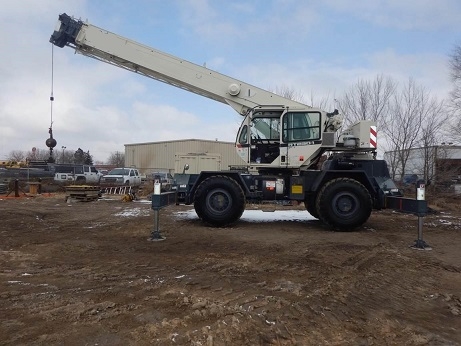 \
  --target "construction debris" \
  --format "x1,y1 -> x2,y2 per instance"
65,185 -> 100,202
